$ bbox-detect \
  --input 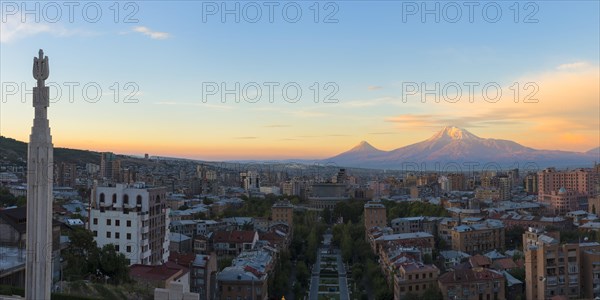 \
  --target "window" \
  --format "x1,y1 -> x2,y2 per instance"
115,232 -> 120,239
136,195 -> 142,206
126,246 -> 131,252
416,274 -> 419,279
93,218 -> 98,225
115,245 -> 120,251
115,220 -> 120,226
112,194 -> 117,203
100,193 -> 105,202
93,231 -> 97,237
106,219 -> 111,226
127,220 -> 131,227
123,194 -> 129,205
106,232 -> 111,238
127,233 -> 131,240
